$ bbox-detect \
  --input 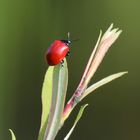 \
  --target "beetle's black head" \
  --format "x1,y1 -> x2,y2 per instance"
61,40 -> 71,46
